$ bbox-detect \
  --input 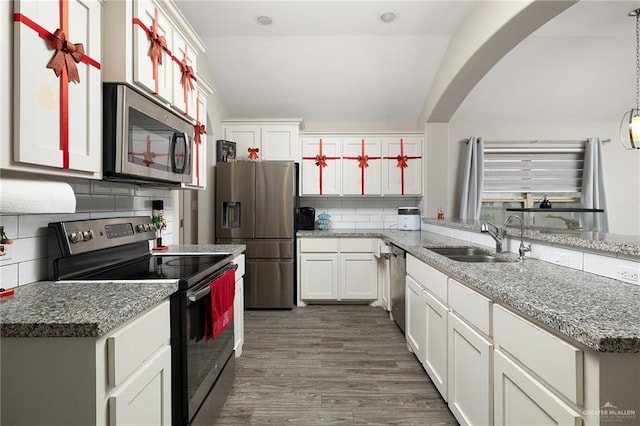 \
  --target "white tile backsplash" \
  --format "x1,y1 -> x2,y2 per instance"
0,178 -> 177,288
